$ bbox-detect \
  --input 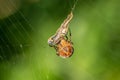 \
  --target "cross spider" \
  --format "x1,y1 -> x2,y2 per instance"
54,36 -> 74,58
